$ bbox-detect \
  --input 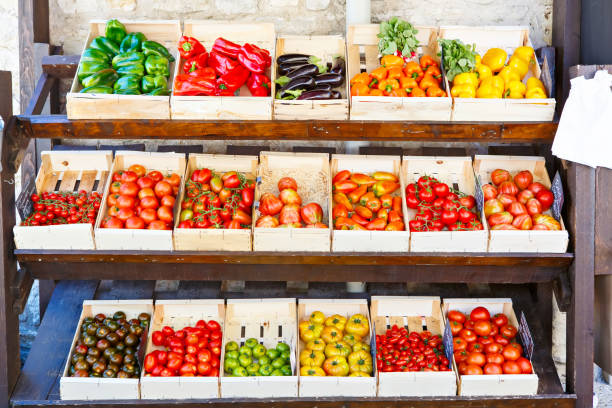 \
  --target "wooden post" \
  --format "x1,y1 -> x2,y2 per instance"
552,0 -> 582,110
